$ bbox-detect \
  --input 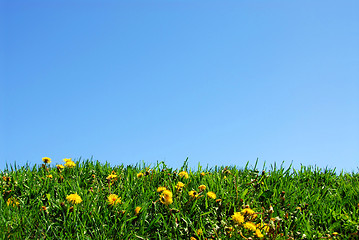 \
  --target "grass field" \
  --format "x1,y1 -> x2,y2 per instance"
1,158 -> 358,239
